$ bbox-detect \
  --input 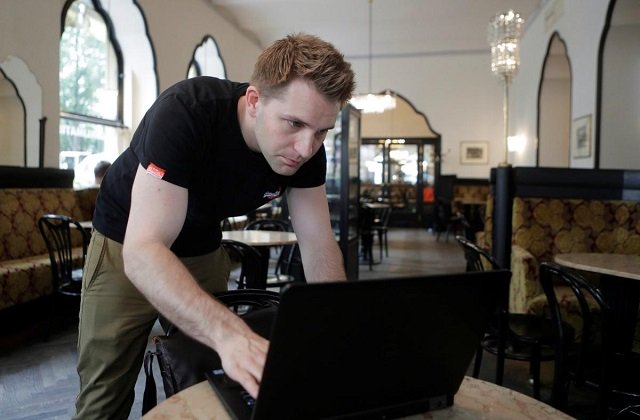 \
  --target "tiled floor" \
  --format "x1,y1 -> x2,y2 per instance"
0,227 -> 602,419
